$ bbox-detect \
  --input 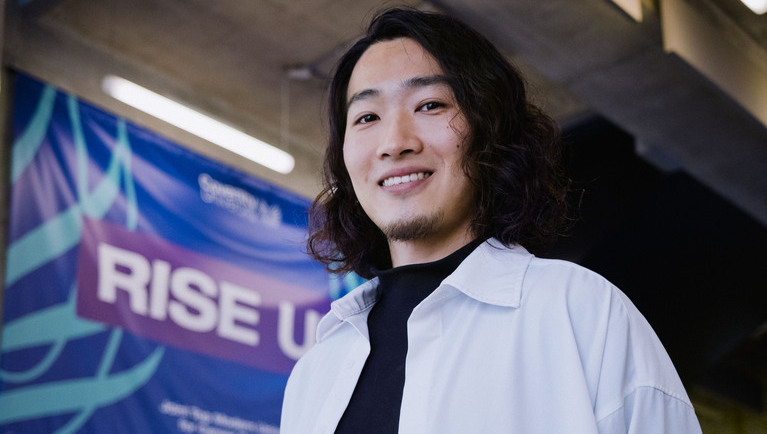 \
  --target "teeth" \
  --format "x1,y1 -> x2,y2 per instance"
382,172 -> 430,187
